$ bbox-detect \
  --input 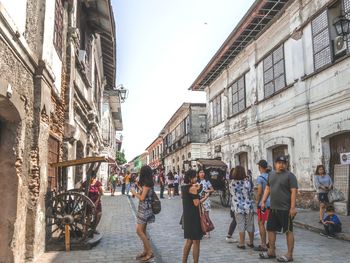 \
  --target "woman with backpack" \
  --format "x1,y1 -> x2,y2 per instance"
130,165 -> 155,262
